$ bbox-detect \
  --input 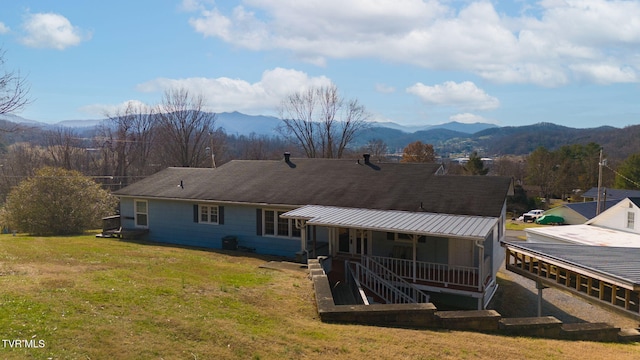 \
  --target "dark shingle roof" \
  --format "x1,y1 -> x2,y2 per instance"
582,187 -> 640,200
563,200 -> 618,219
114,158 -> 512,217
